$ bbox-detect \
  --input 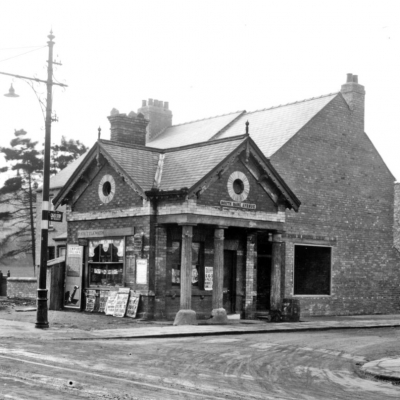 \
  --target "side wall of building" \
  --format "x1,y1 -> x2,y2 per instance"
270,94 -> 400,316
